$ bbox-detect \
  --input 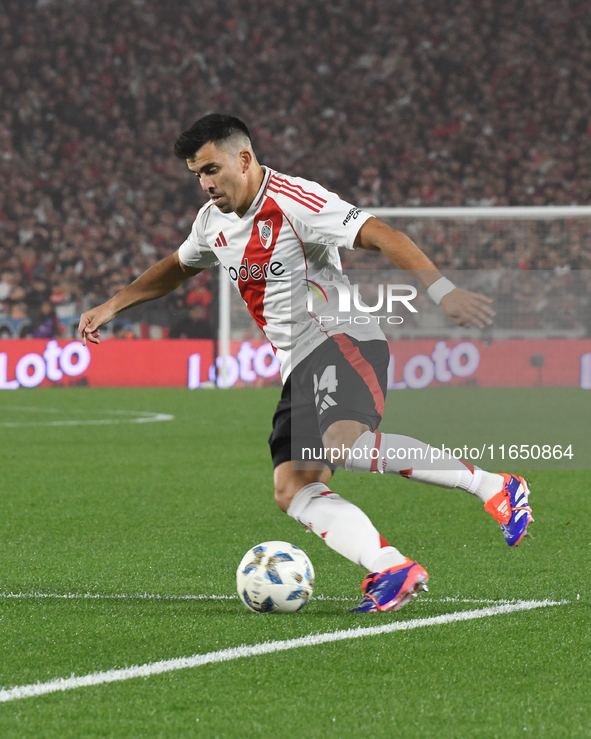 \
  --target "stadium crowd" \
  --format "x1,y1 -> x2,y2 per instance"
1,0 -> 590,335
